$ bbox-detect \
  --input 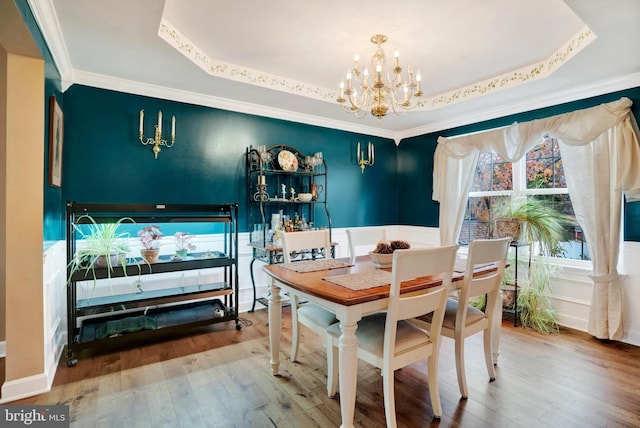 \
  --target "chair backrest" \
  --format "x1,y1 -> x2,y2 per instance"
346,227 -> 387,264
384,245 -> 459,362
281,229 -> 332,263
458,238 -> 511,319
